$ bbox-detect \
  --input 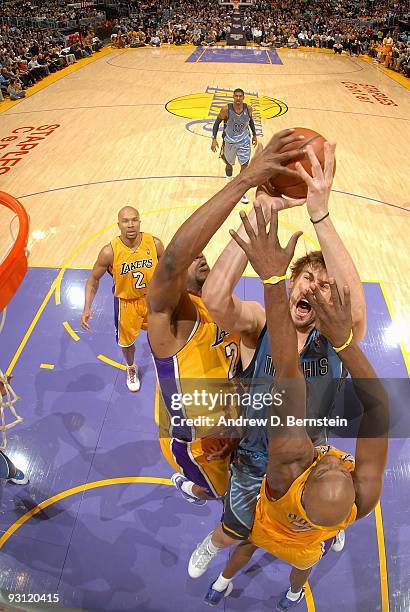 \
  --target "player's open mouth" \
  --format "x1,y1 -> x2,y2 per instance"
295,298 -> 312,317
